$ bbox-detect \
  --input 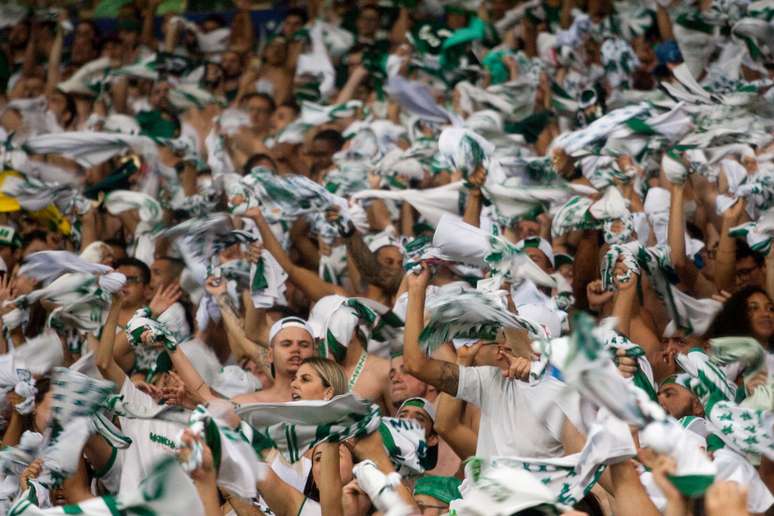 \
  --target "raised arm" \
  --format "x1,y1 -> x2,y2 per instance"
433,345 -> 479,460
96,296 -> 128,389
715,200 -> 746,292
402,266 -> 460,396
45,14 -> 66,97
141,0 -> 161,50
317,443 -> 344,516
229,0 -> 254,54
244,208 -> 348,302
462,166 -> 486,228
205,277 -> 272,381
611,268 -> 639,336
